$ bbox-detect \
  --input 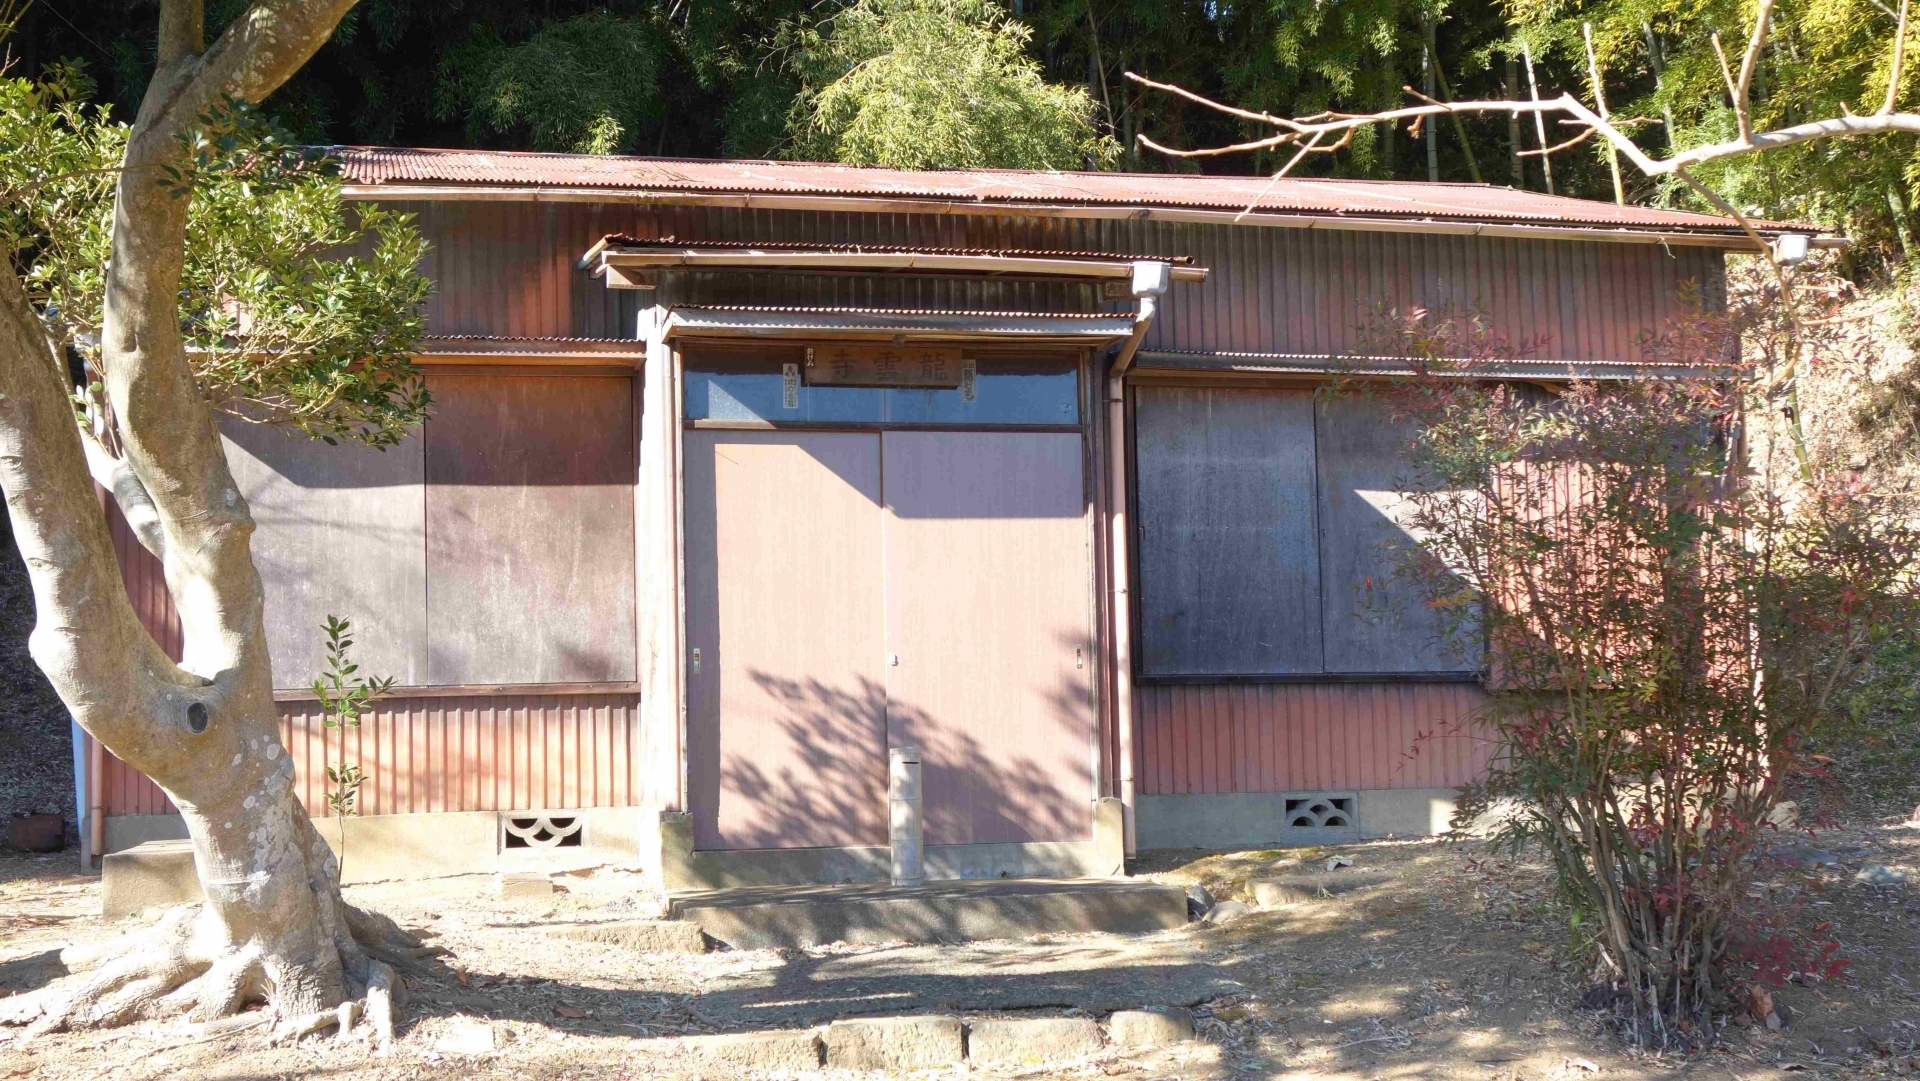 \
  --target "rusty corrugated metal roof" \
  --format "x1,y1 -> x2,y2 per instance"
331,145 -> 1806,236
